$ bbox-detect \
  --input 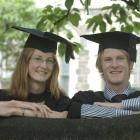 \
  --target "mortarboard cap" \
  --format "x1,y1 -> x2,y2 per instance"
12,26 -> 75,63
81,31 -> 140,62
